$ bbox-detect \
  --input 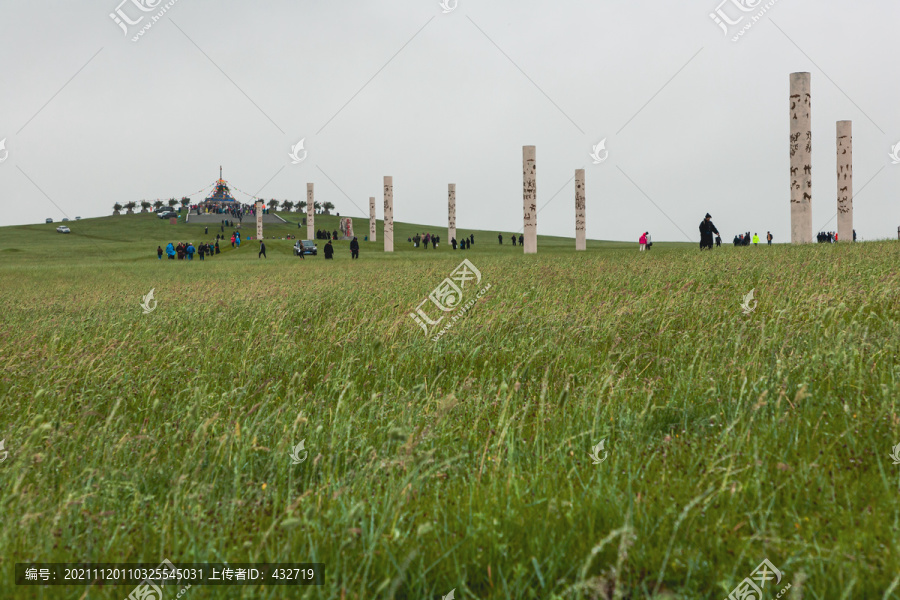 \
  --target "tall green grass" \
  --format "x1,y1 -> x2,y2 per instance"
1,215 -> 899,599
